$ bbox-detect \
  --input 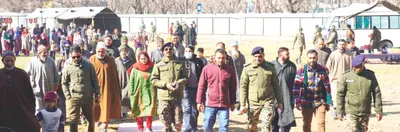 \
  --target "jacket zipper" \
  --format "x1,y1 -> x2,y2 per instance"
218,67 -> 221,107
